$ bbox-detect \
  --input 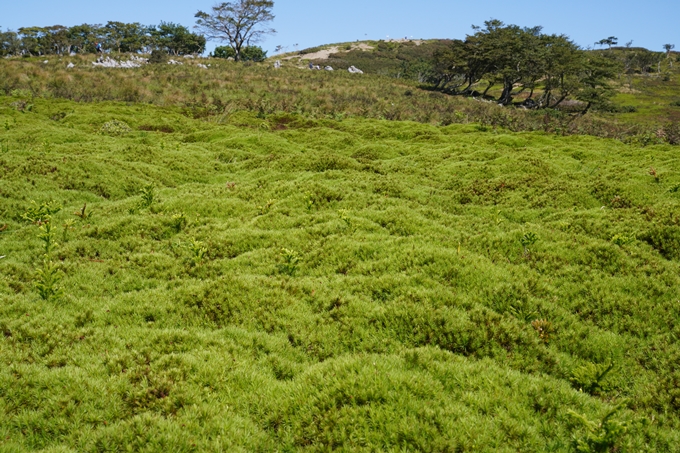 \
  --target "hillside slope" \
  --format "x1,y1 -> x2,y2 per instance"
1,96 -> 680,451
277,39 -> 680,127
